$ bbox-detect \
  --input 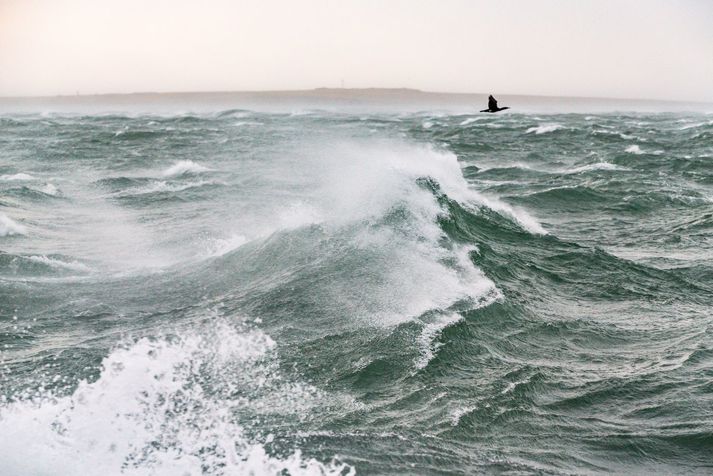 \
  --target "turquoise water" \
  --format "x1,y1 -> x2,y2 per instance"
1,110 -> 712,474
